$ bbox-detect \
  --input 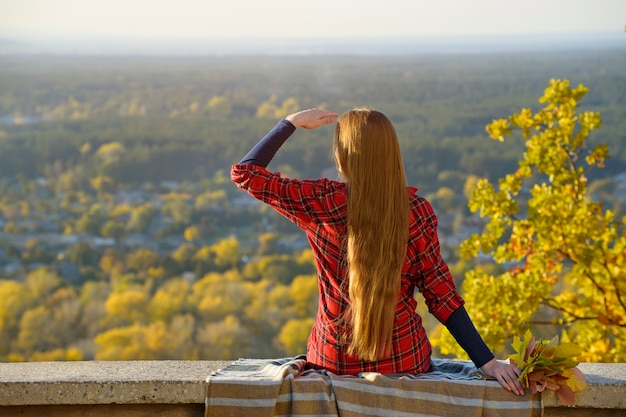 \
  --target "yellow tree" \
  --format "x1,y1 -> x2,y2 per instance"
278,318 -> 314,355
79,281 -> 111,341
104,290 -> 149,325
95,142 -> 125,164
90,176 -> 115,194
0,280 -> 34,357
241,279 -> 294,357
276,97 -> 300,118
210,236 -> 241,271
94,323 -> 153,360
15,306 -> 50,354
196,315 -> 254,360
194,189 -> 227,212
434,80 -> 626,362
94,320 -> 196,360
288,275 -> 318,319
206,95 -> 232,118
257,232 -> 279,256
184,225 -> 202,242
148,278 -> 190,323
256,96 -> 279,118
15,287 -> 82,358
192,271 -> 253,322
126,248 -> 159,277
99,248 -> 125,275
127,203 -> 156,233
29,348 -> 83,361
